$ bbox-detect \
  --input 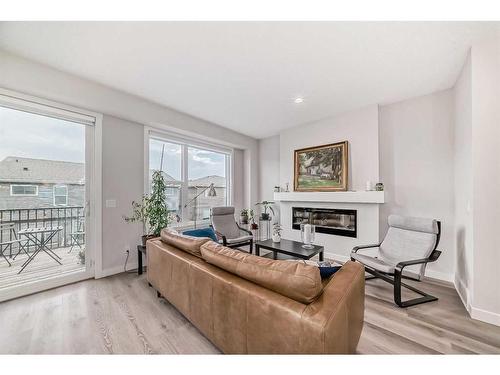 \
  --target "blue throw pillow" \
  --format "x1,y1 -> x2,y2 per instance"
182,227 -> 218,242
319,266 -> 341,279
